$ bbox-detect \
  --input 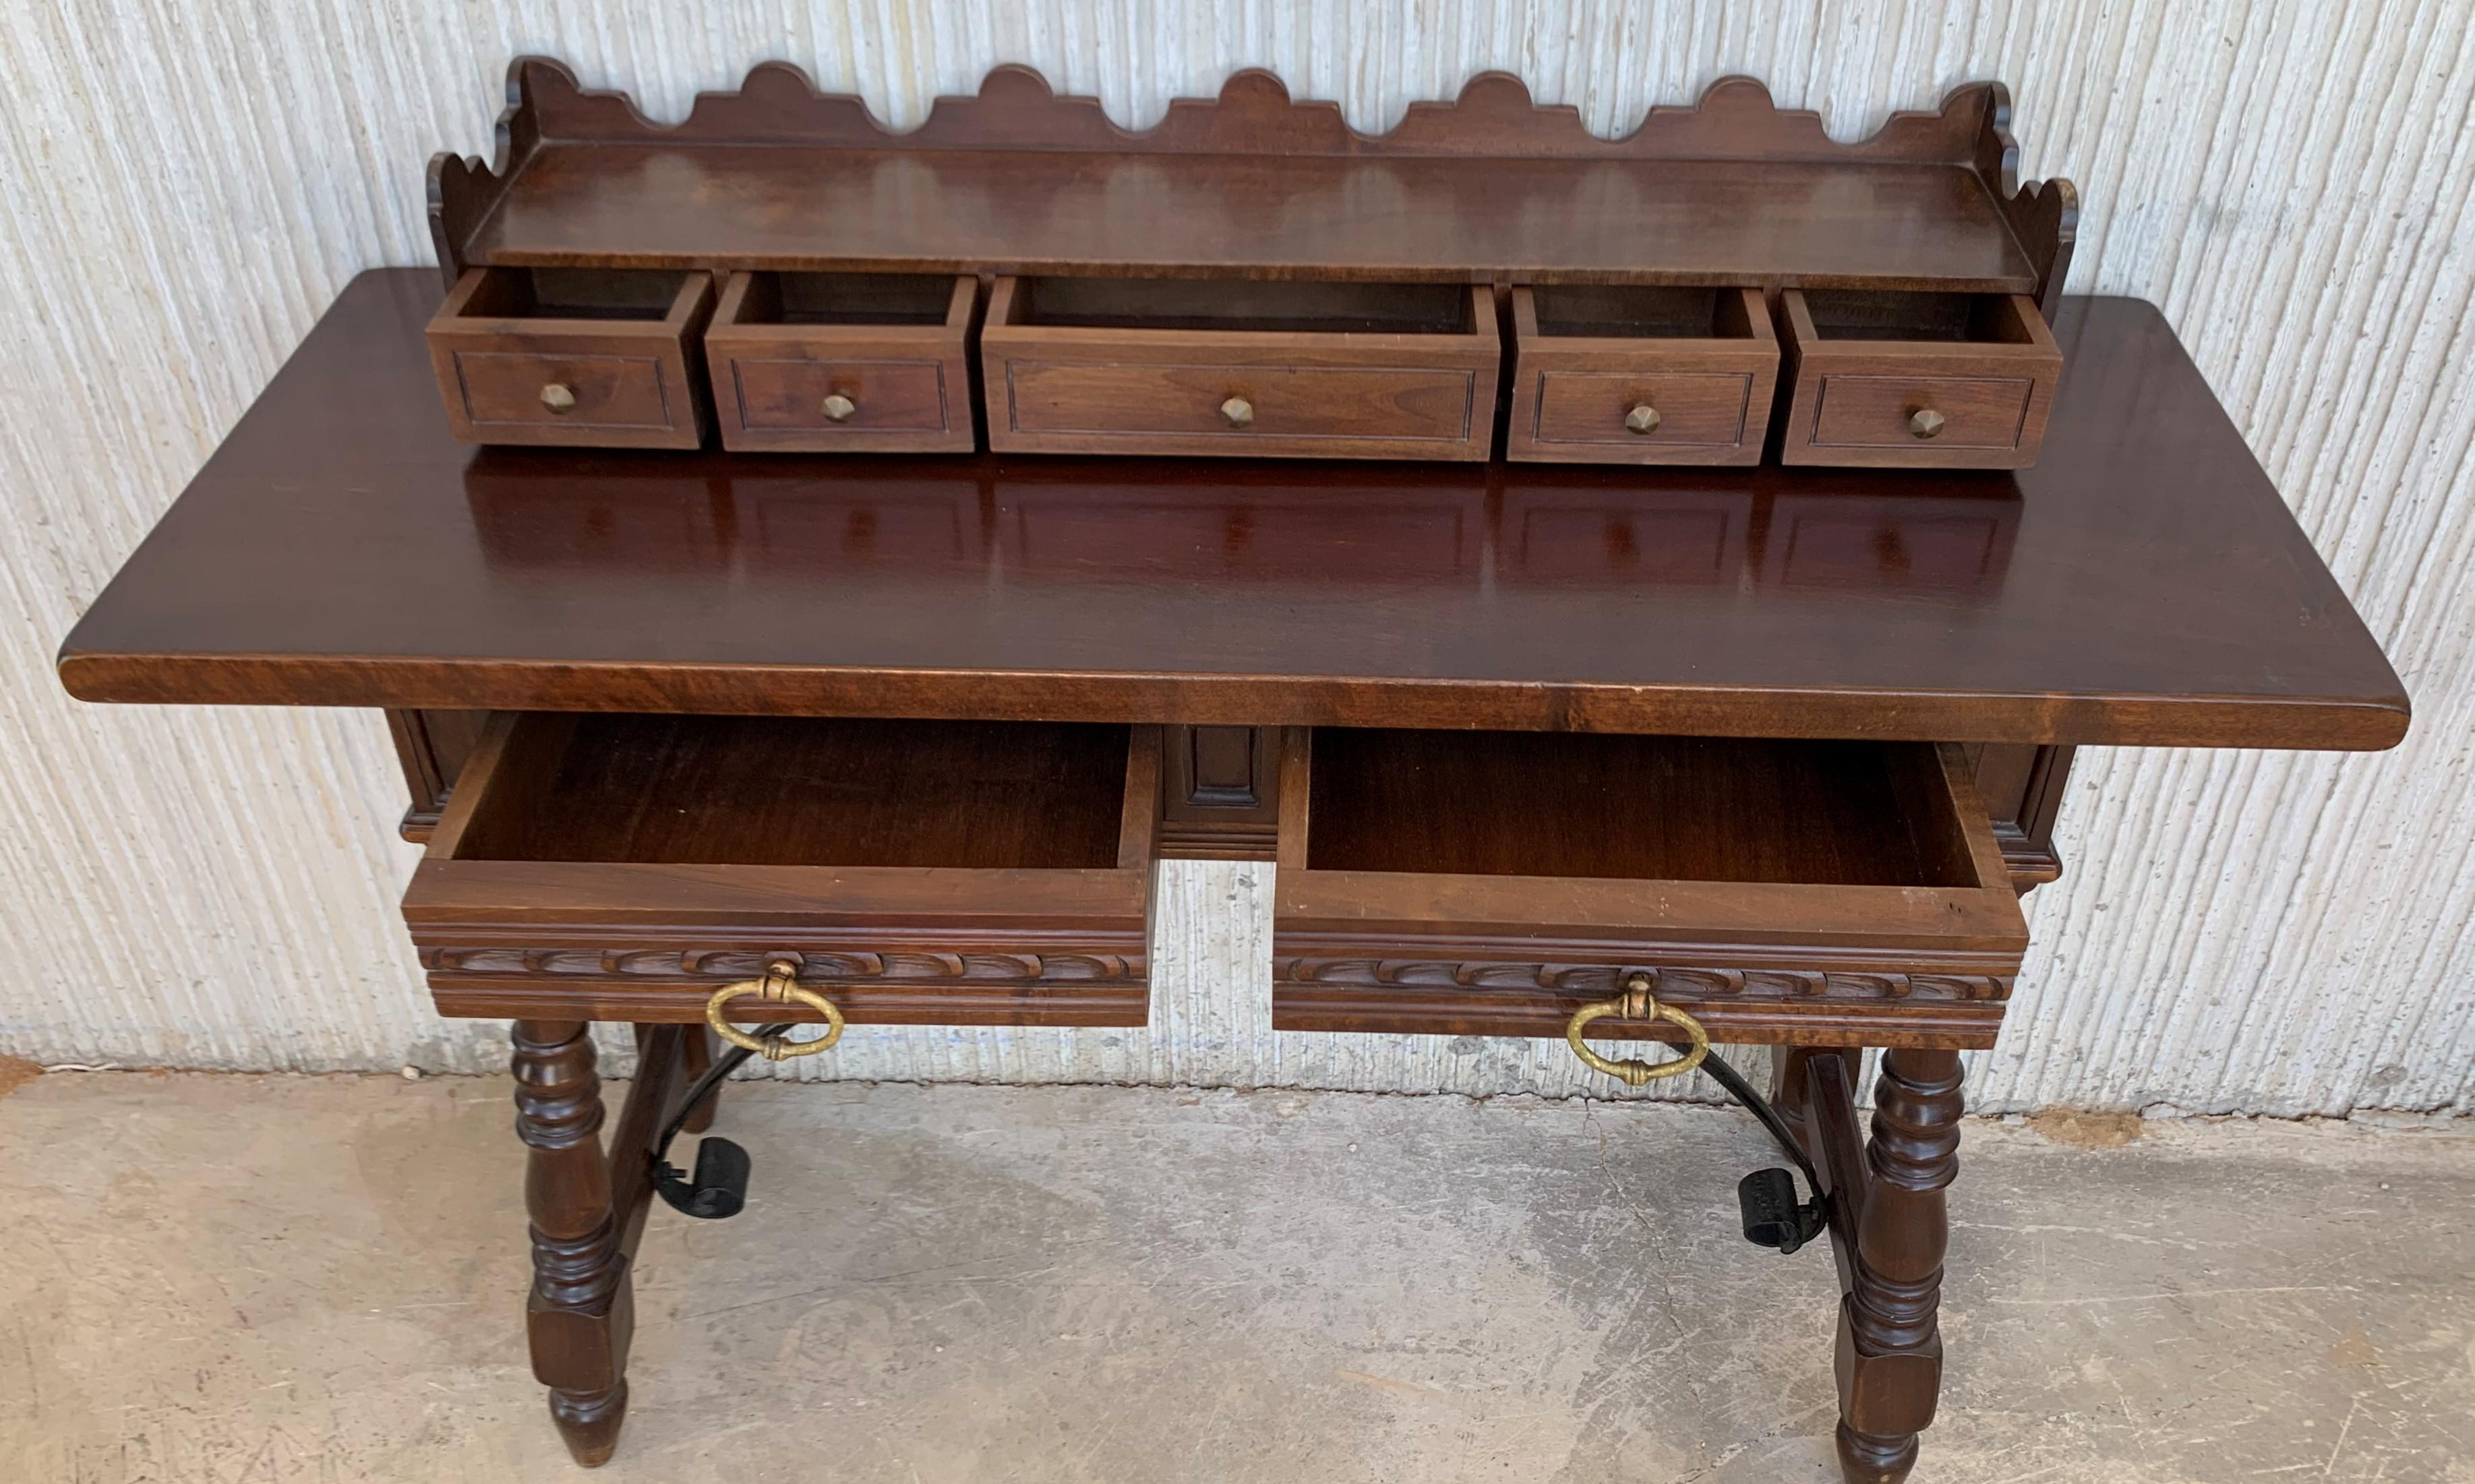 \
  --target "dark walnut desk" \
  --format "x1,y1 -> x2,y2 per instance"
60,270 -> 2406,1479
